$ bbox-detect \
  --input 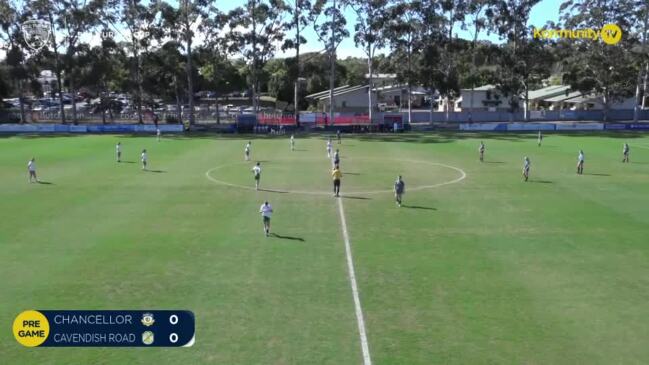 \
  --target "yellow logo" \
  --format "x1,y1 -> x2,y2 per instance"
601,23 -> 622,45
13,310 -> 50,347
141,313 -> 155,327
532,23 -> 622,45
